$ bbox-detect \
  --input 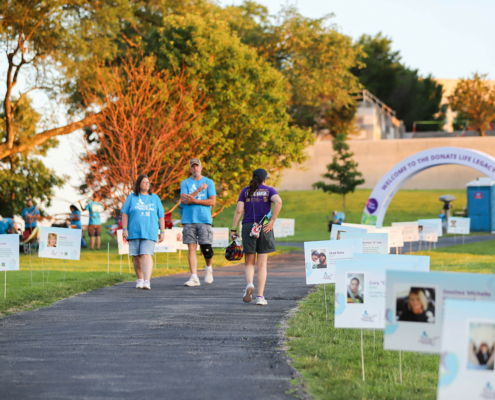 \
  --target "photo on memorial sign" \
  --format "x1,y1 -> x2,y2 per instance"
347,273 -> 365,304
467,322 -> 495,371
310,249 -> 327,269
395,285 -> 436,323
47,233 -> 58,248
